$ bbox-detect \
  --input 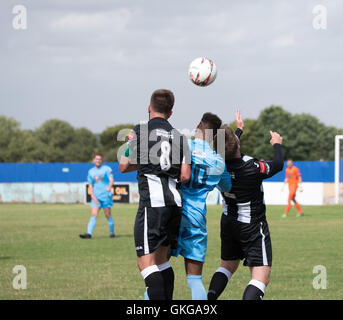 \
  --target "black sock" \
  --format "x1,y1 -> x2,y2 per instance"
142,266 -> 166,300
208,271 -> 230,300
242,284 -> 265,300
160,266 -> 174,300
